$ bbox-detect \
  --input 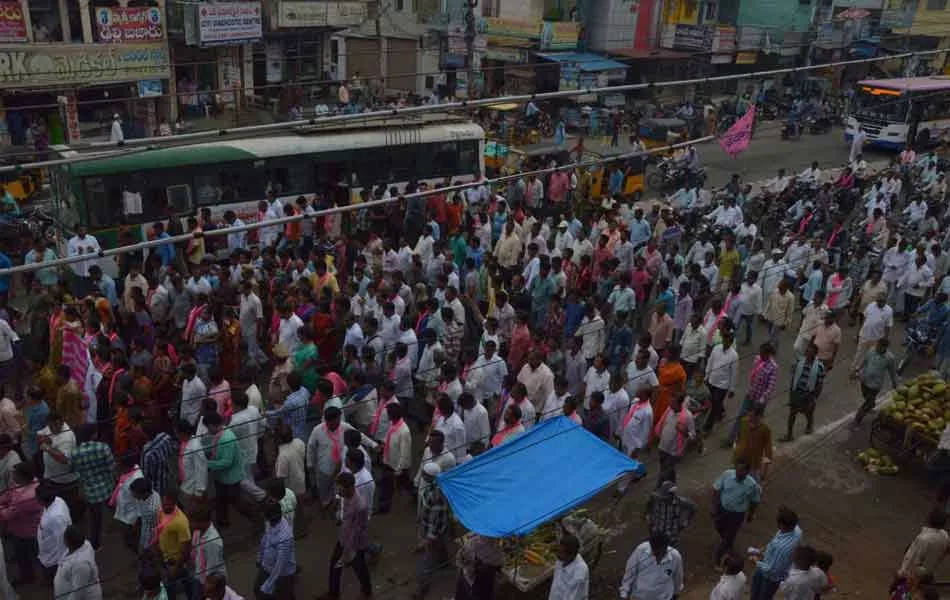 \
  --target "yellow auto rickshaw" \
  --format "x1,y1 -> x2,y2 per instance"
587,151 -> 646,202
0,167 -> 42,203
481,102 -> 541,146
638,117 -> 689,153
